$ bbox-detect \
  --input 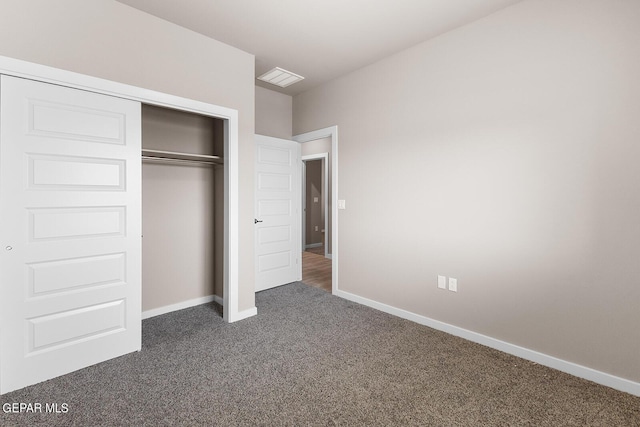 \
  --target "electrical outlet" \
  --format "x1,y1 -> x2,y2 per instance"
448,278 -> 458,292
315,226 -> 318,232
437,275 -> 447,289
